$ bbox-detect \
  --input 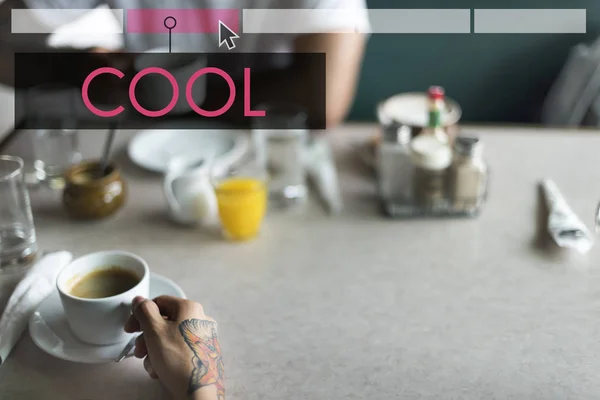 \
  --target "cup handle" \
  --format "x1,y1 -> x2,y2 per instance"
121,300 -> 134,315
163,173 -> 183,214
